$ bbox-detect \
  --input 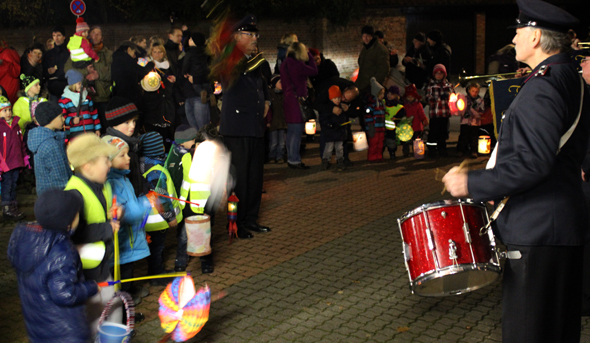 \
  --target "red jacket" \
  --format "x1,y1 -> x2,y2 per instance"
0,45 -> 22,104
0,116 -> 26,172
404,100 -> 428,132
